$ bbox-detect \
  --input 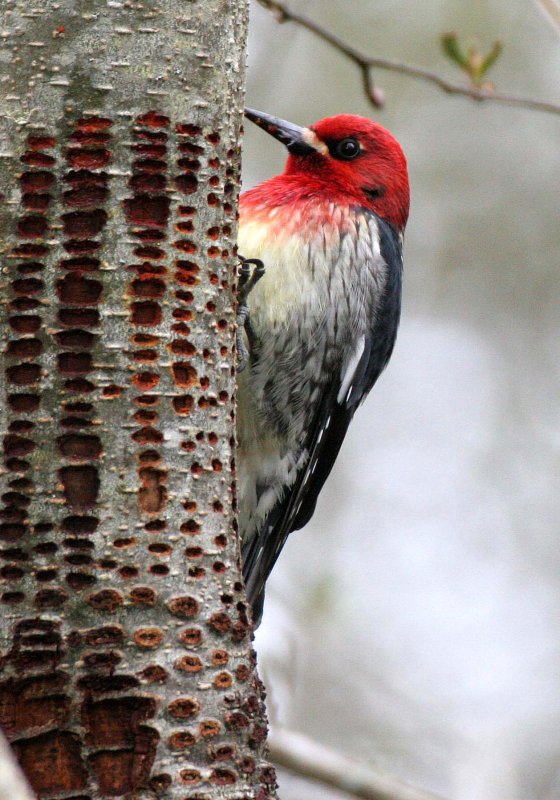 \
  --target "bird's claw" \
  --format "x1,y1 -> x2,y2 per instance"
237,256 -> 265,373
238,257 -> 265,303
